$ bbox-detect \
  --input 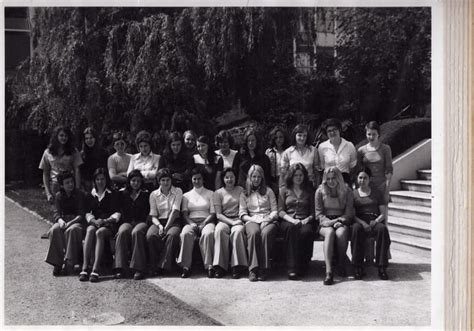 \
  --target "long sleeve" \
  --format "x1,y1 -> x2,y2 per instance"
383,144 -> 393,175
314,188 -> 330,224
53,193 -> 62,223
340,190 -> 354,225
239,192 -> 248,219
267,187 -> 278,221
